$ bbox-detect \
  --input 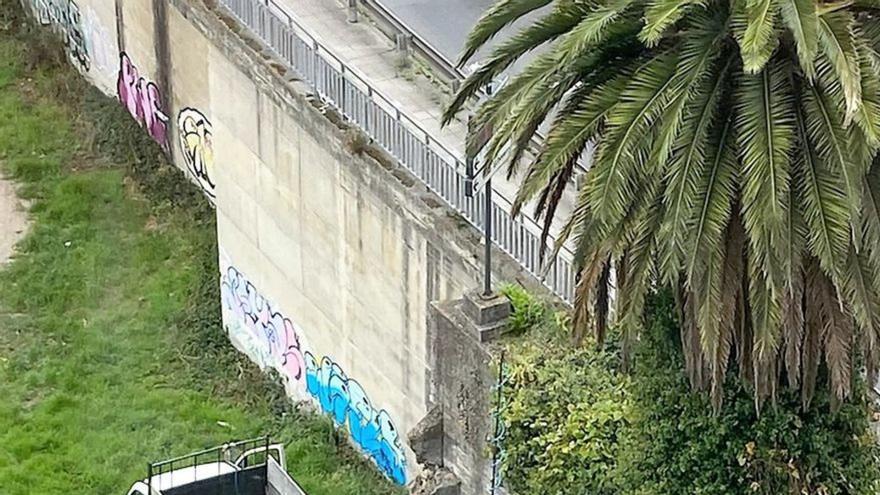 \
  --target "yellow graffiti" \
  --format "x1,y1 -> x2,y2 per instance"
177,108 -> 215,198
